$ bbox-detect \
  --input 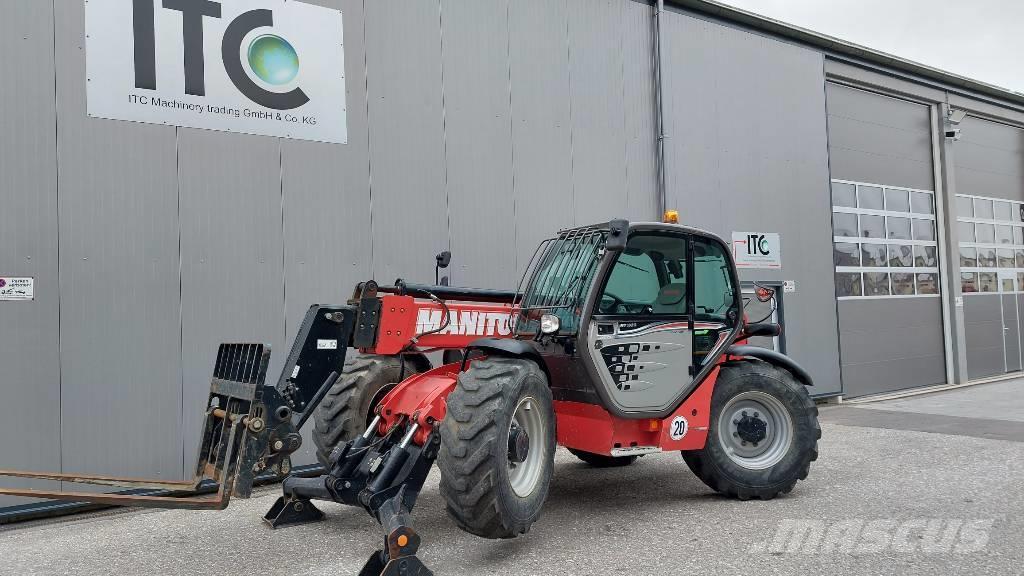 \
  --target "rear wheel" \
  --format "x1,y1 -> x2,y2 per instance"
312,355 -> 418,468
682,361 -> 819,500
568,449 -> 638,468
438,357 -> 555,539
